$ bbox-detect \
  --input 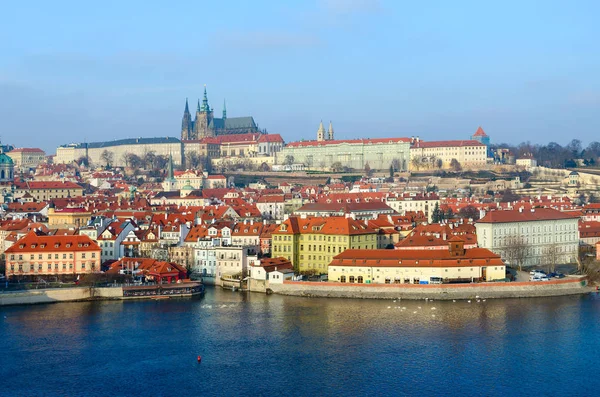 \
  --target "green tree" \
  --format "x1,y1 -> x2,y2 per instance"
389,165 -> 394,178
330,162 -> 343,172
431,202 -> 443,223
